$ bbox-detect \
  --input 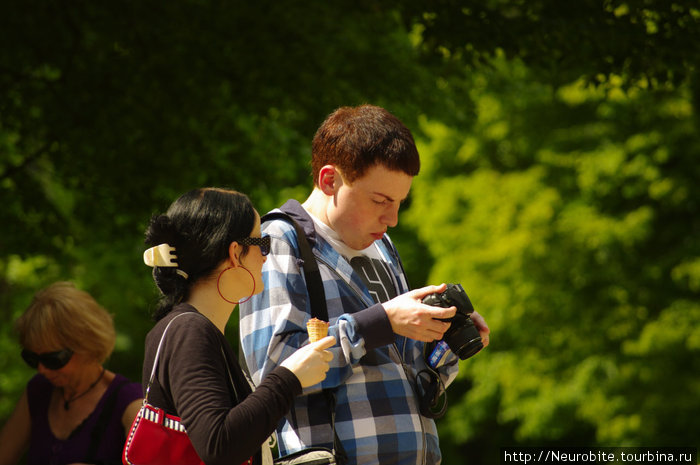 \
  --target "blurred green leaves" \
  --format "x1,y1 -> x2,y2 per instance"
405,52 -> 699,456
1,1 -> 698,462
